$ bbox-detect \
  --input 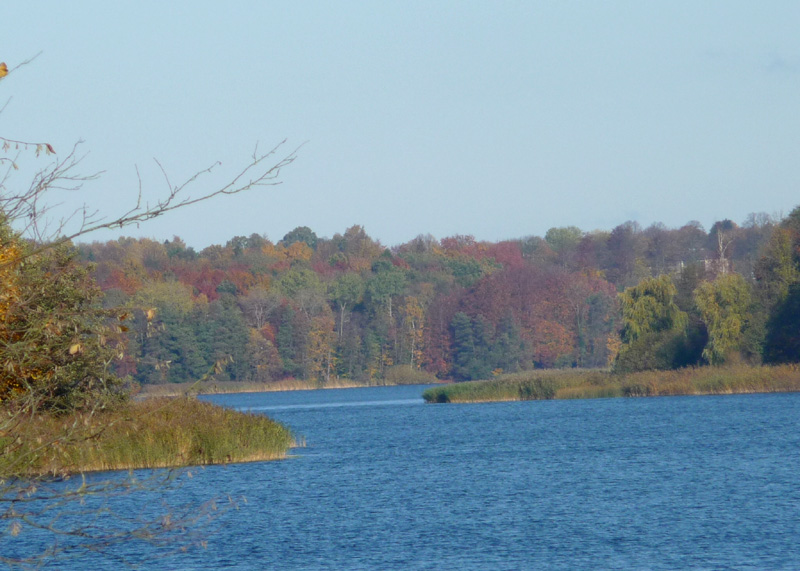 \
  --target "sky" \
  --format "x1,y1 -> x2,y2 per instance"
2,2 -> 799,249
